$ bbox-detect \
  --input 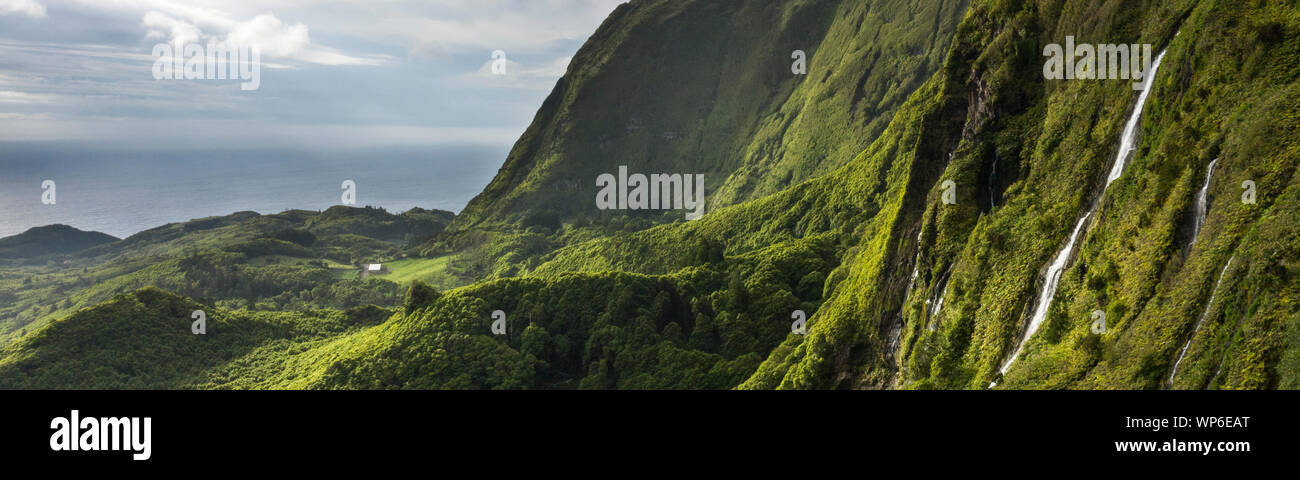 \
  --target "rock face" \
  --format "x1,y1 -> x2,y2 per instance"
0,225 -> 118,259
